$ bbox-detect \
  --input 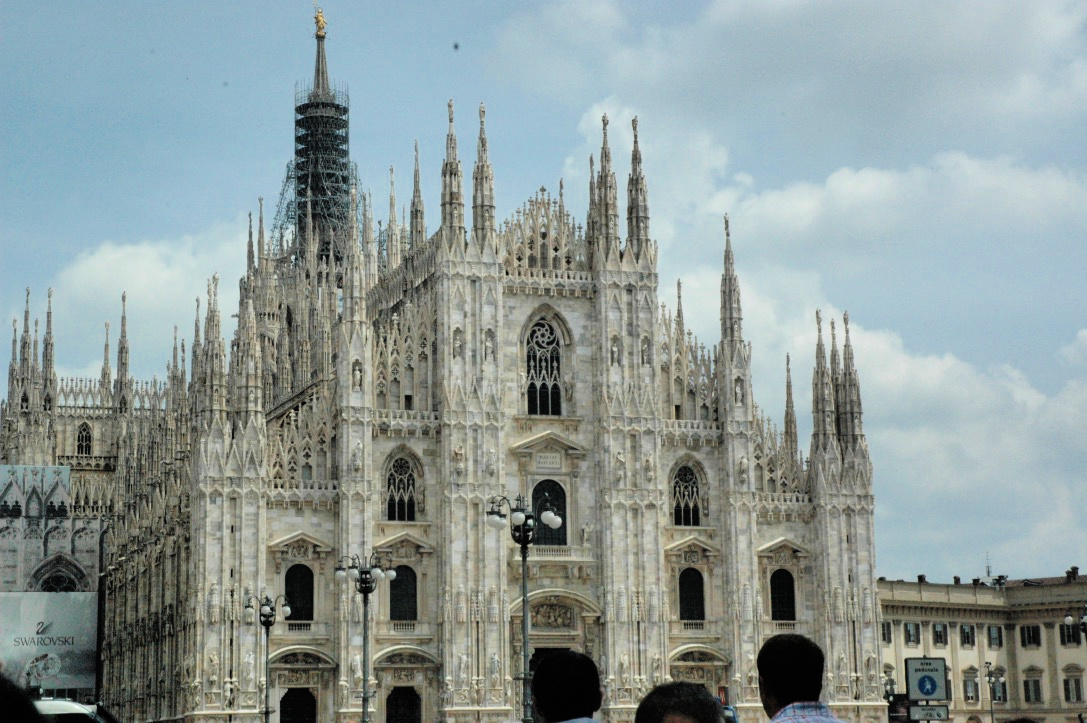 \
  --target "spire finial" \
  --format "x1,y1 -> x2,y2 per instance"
632,115 -> 638,138
724,213 -> 730,242
602,113 -> 609,140
479,102 -> 486,125
314,5 -> 327,38
448,98 -> 455,126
